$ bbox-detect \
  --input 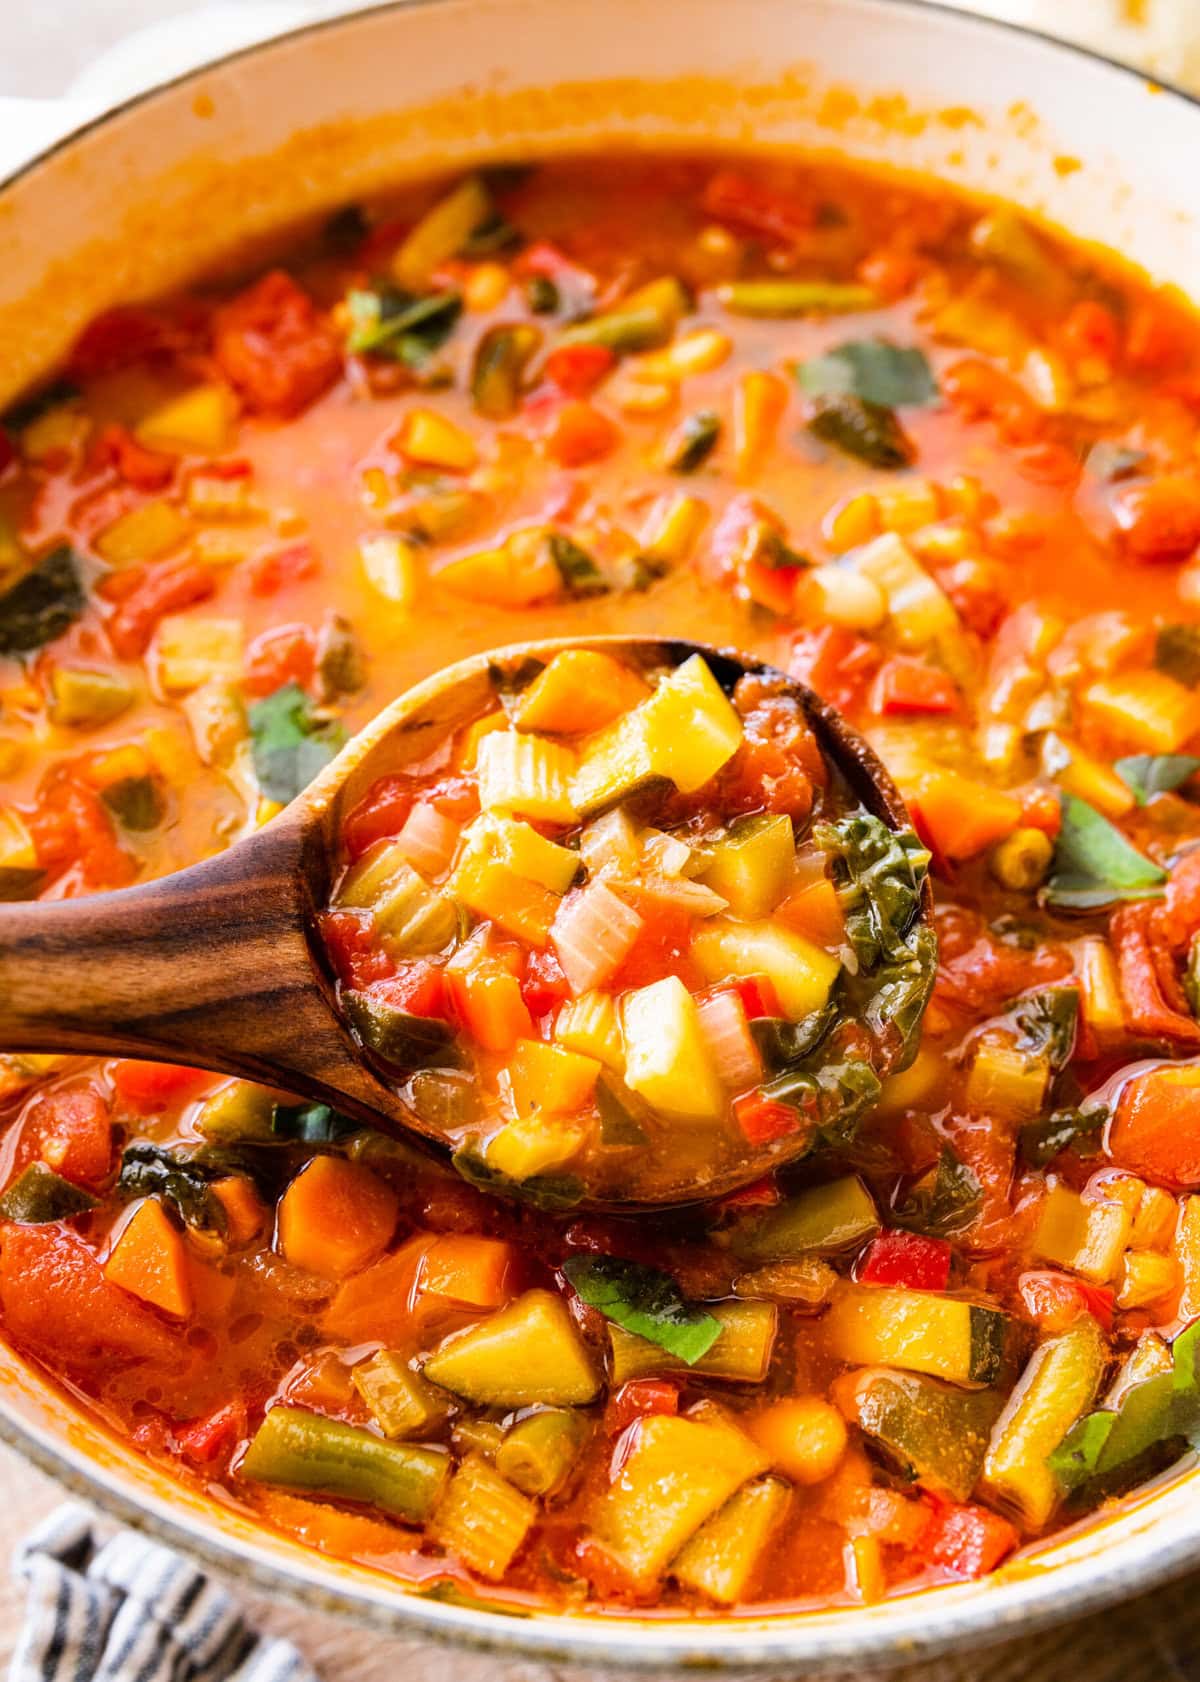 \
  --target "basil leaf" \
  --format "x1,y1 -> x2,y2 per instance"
893,1148 -> 981,1237
270,1101 -> 360,1144
798,339 -> 937,408
1020,1100 -> 1108,1167
1044,793 -> 1167,910
0,546 -> 84,655
1010,986 -> 1079,1073
1155,623 -> 1200,689
1049,1320 -> 1200,1496
562,1255 -> 721,1365
117,1143 -> 225,1232
1115,753 -> 1200,805
248,682 -> 347,805
344,285 -> 462,364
